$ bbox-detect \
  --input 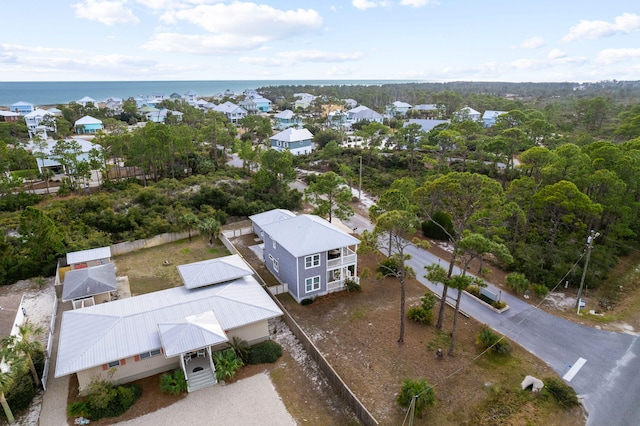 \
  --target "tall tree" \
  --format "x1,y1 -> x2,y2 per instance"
18,206 -> 64,274
199,217 -> 221,246
2,321 -> 44,388
305,172 -> 353,222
